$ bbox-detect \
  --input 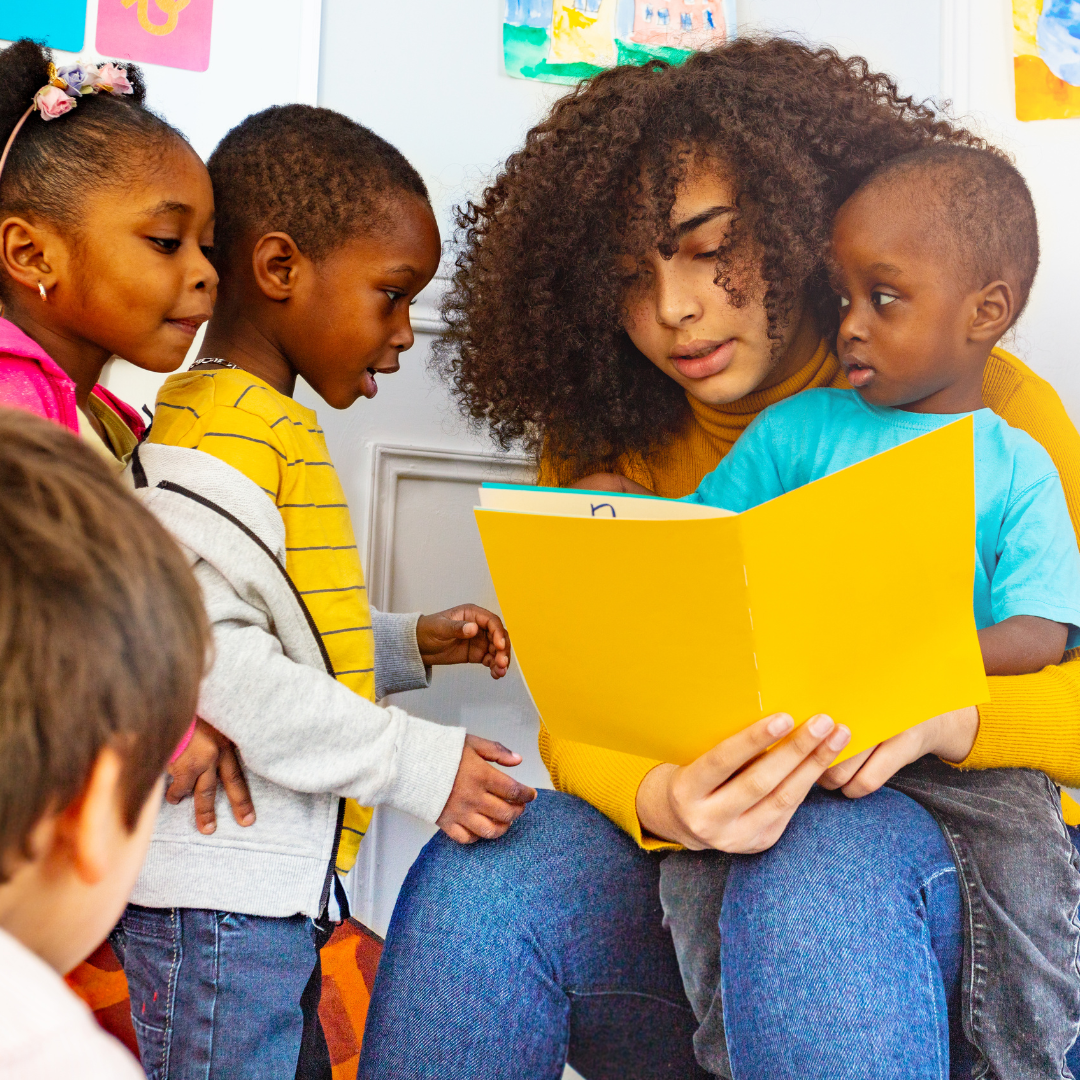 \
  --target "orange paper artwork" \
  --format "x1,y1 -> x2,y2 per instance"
1014,0 -> 1080,120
